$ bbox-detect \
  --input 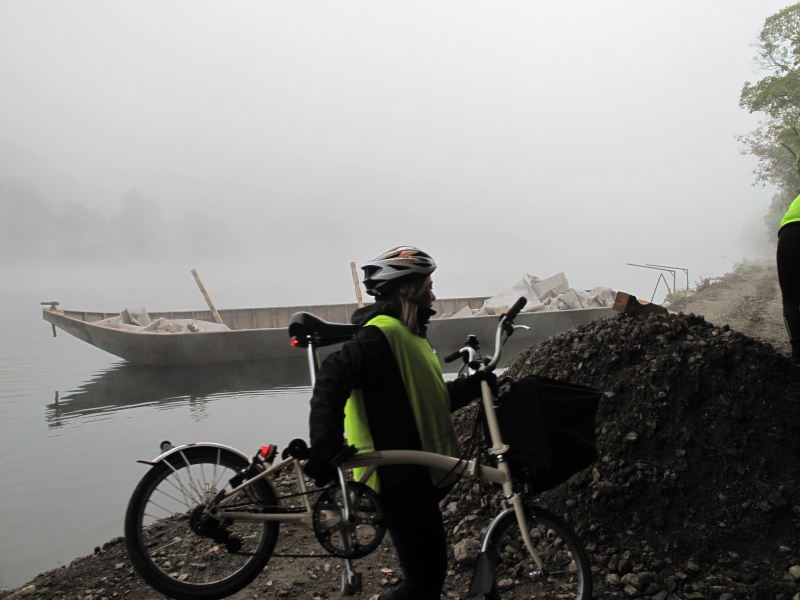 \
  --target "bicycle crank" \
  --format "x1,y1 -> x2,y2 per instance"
312,481 -> 385,559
